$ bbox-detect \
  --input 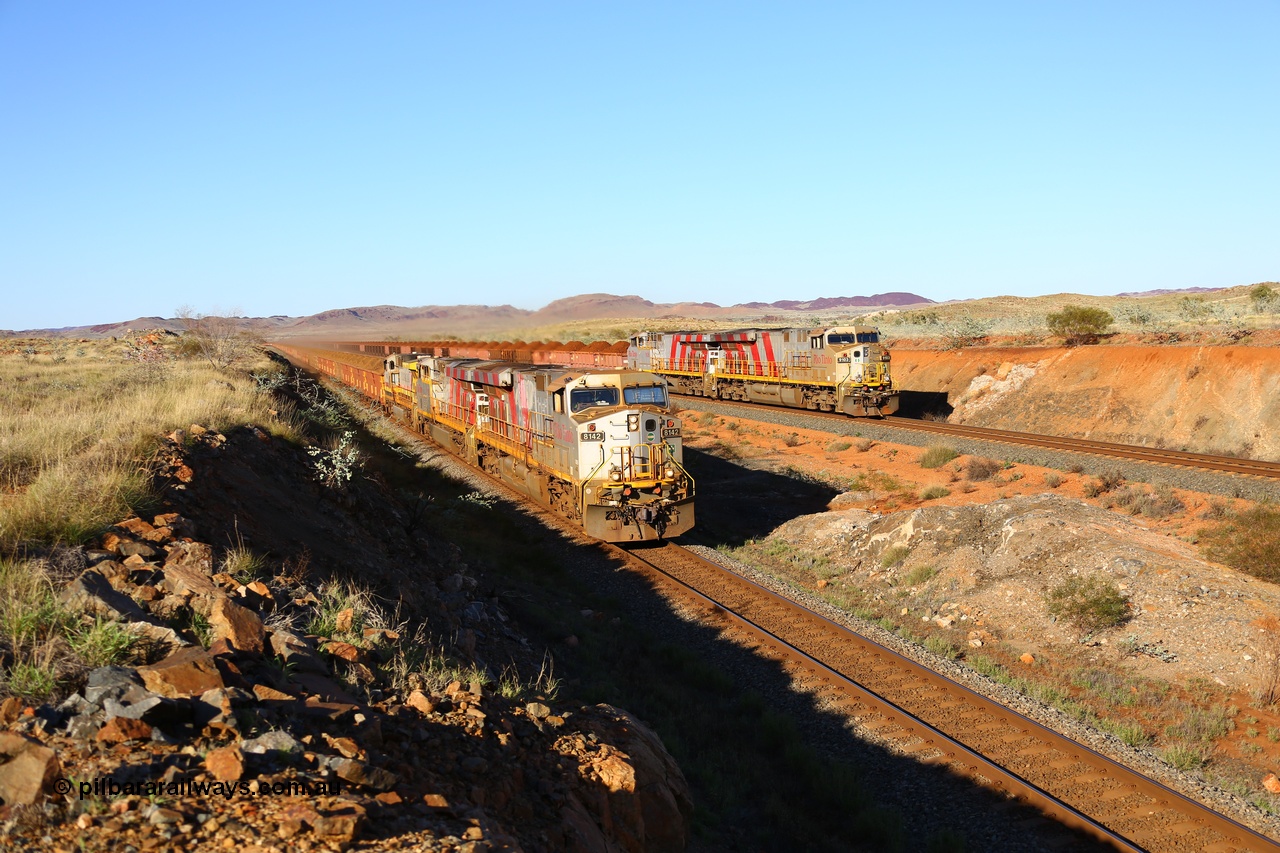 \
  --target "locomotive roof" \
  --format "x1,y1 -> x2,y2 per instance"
642,325 -> 880,340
